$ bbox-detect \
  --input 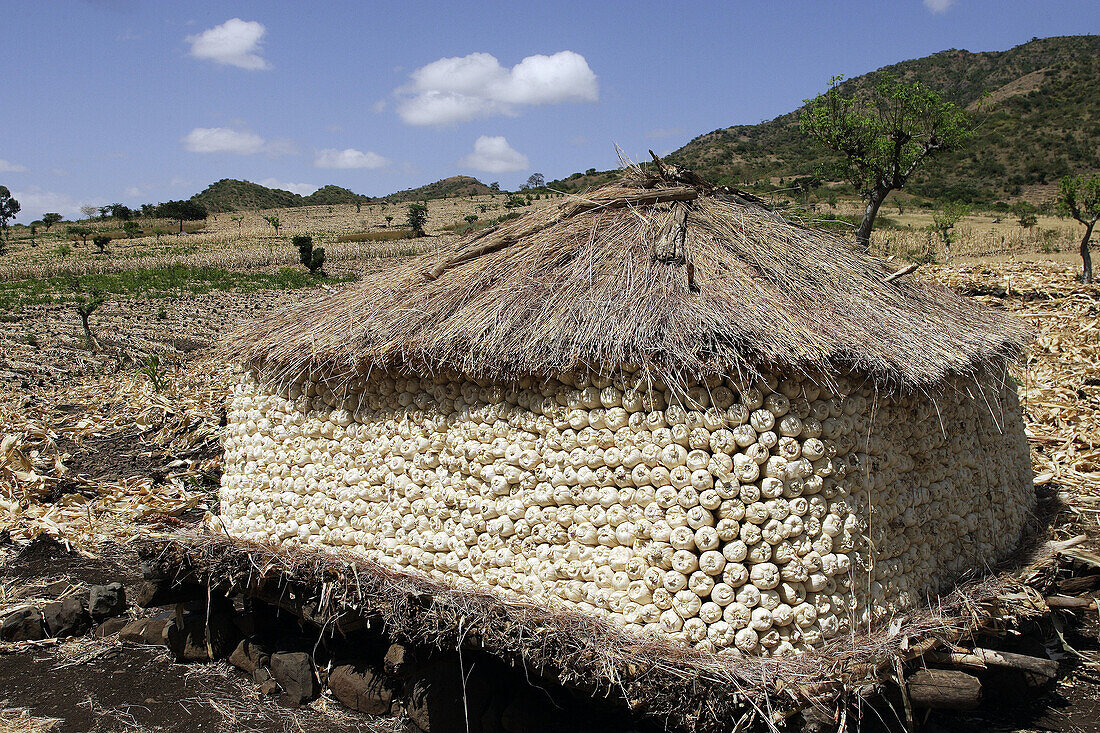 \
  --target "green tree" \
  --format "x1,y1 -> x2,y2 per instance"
121,220 -> 141,239
92,234 -> 110,253
293,234 -> 325,275
0,186 -> 20,247
66,224 -> 91,246
1058,174 -> 1100,284
71,281 -> 106,350
263,214 -> 281,234
931,202 -> 970,261
1011,201 -> 1038,229
42,212 -> 63,231
156,200 -> 207,234
406,202 -> 428,237
800,74 -> 972,248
